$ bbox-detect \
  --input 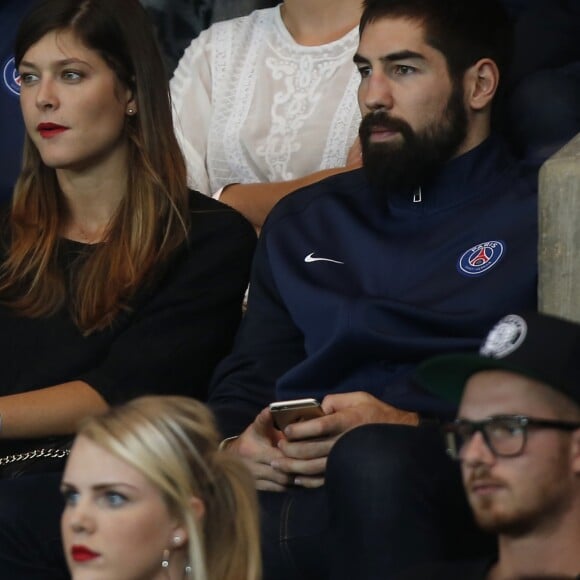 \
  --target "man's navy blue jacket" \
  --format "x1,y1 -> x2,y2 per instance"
209,137 -> 538,436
